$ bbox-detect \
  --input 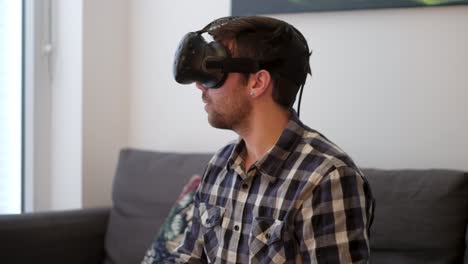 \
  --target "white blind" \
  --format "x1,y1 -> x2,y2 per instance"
0,0 -> 22,214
